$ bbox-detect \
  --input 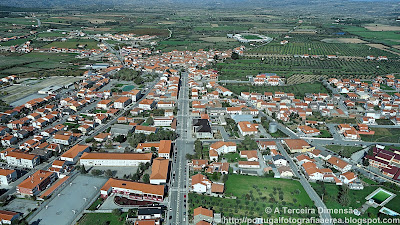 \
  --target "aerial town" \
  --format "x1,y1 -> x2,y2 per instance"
0,0 -> 400,225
